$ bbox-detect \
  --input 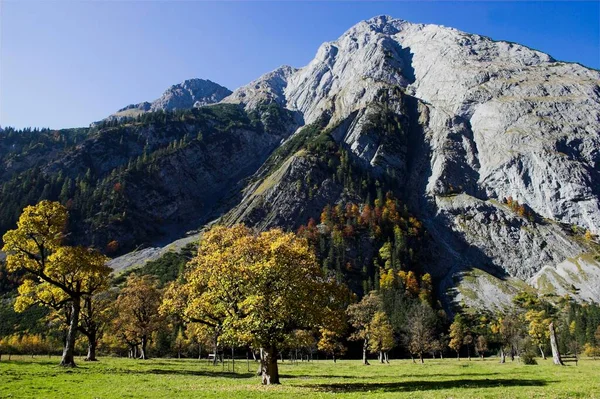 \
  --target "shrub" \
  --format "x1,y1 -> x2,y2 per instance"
521,351 -> 537,365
